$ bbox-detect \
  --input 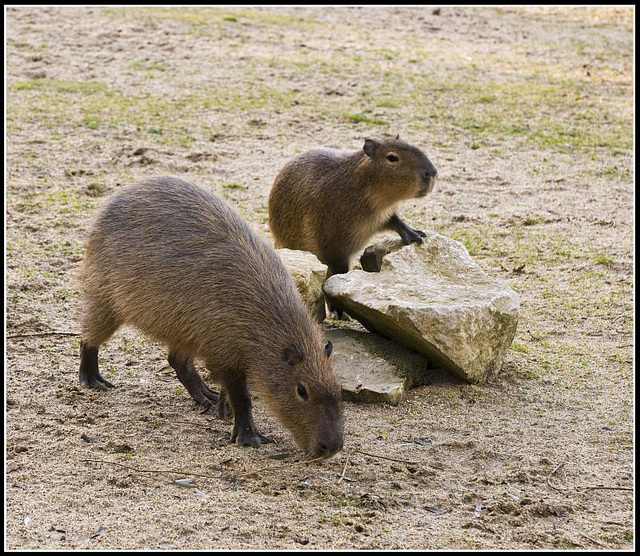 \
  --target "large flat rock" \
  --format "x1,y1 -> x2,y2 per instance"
323,234 -> 519,383
276,248 -> 327,323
